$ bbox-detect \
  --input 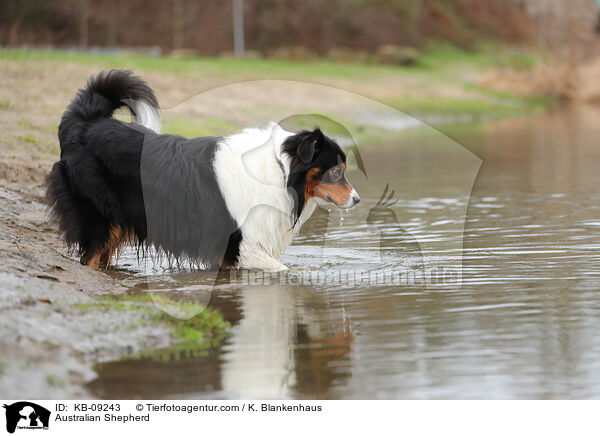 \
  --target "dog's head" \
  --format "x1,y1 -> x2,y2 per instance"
282,128 -> 360,218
